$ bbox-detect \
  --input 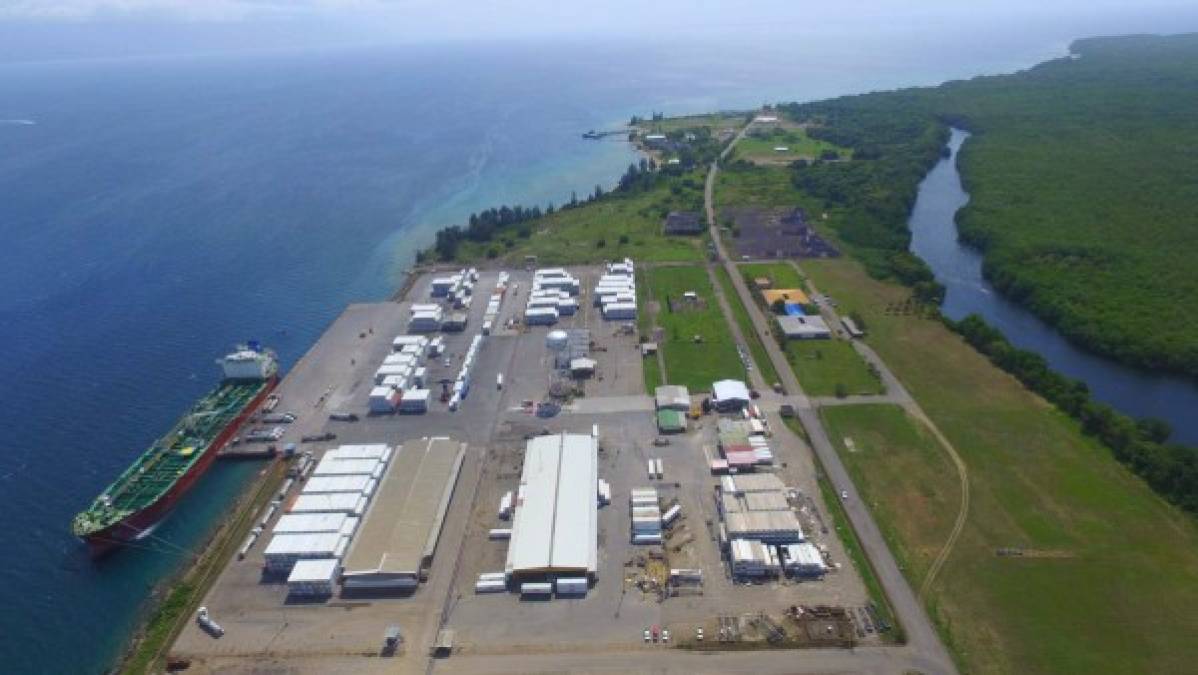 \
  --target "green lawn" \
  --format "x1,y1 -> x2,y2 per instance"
714,265 -> 781,388
739,261 -> 806,290
803,256 -> 1198,674
786,340 -> 882,397
645,265 -> 744,392
733,127 -> 851,162
819,404 -> 960,589
454,173 -> 707,264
